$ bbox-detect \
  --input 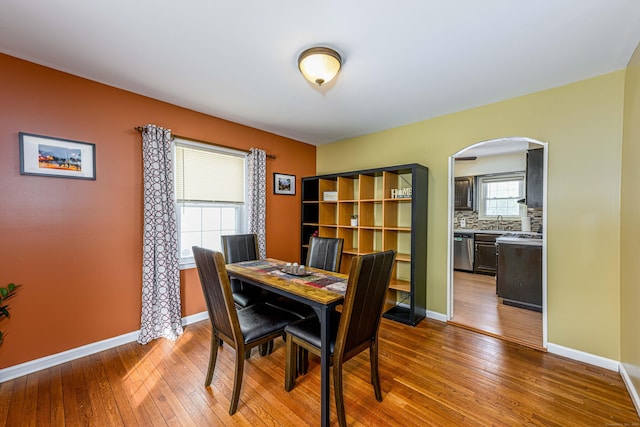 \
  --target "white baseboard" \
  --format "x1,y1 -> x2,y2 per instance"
426,310 -> 447,322
1,309 -> 628,393
620,363 -> 640,417
415,312 -> 622,376
0,311 -> 209,383
182,311 -> 209,325
547,342 -> 619,371
433,312 -> 622,374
